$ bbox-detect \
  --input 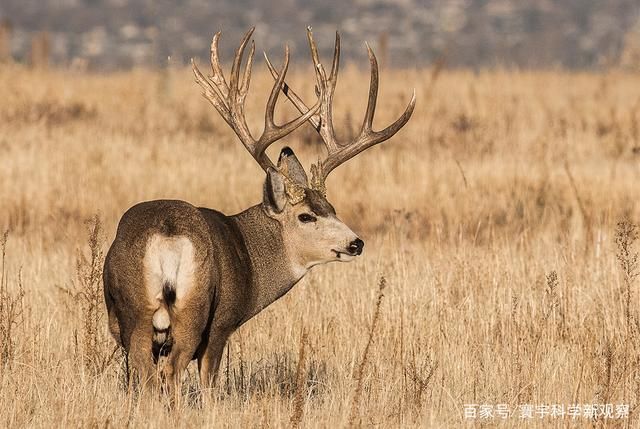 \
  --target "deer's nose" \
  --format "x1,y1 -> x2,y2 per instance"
348,238 -> 364,256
